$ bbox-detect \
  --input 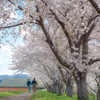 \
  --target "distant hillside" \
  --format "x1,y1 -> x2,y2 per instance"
0,74 -> 29,87
0,78 -> 28,87
13,74 -> 28,78
0,74 -> 28,79
0,75 -> 12,79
